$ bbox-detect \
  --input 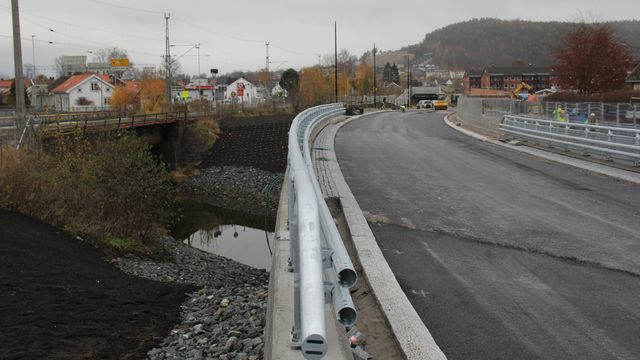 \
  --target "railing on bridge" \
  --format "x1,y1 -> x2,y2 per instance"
500,115 -> 640,166
38,111 -> 188,135
287,103 -> 357,359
